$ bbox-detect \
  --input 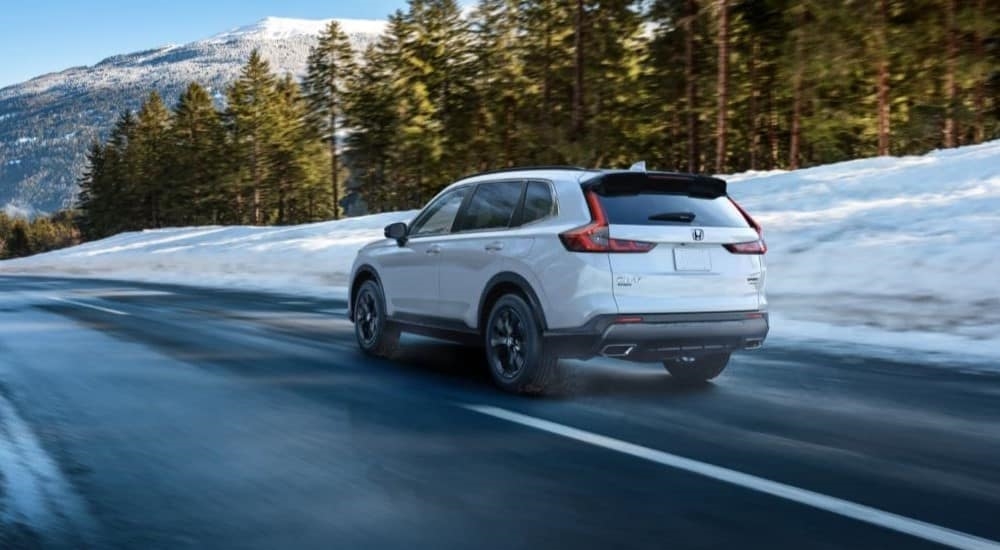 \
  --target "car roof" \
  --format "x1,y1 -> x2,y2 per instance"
453,166 -> 598,186
452,166 -> 725,188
